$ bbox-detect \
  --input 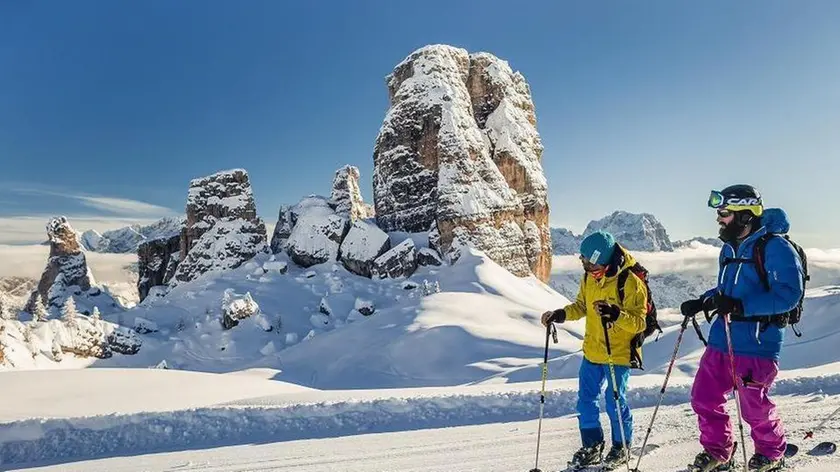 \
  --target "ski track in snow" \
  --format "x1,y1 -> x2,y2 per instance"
10,393 -> 840,472
4,374 -> 840,470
